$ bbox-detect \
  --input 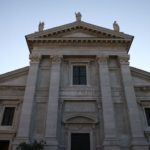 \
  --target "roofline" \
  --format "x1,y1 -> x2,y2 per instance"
127,36 -> 134,53
26,21 -> 133,38
25,20 -> 134,52
0,66 -> 29,80
130,66 -> 150,78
